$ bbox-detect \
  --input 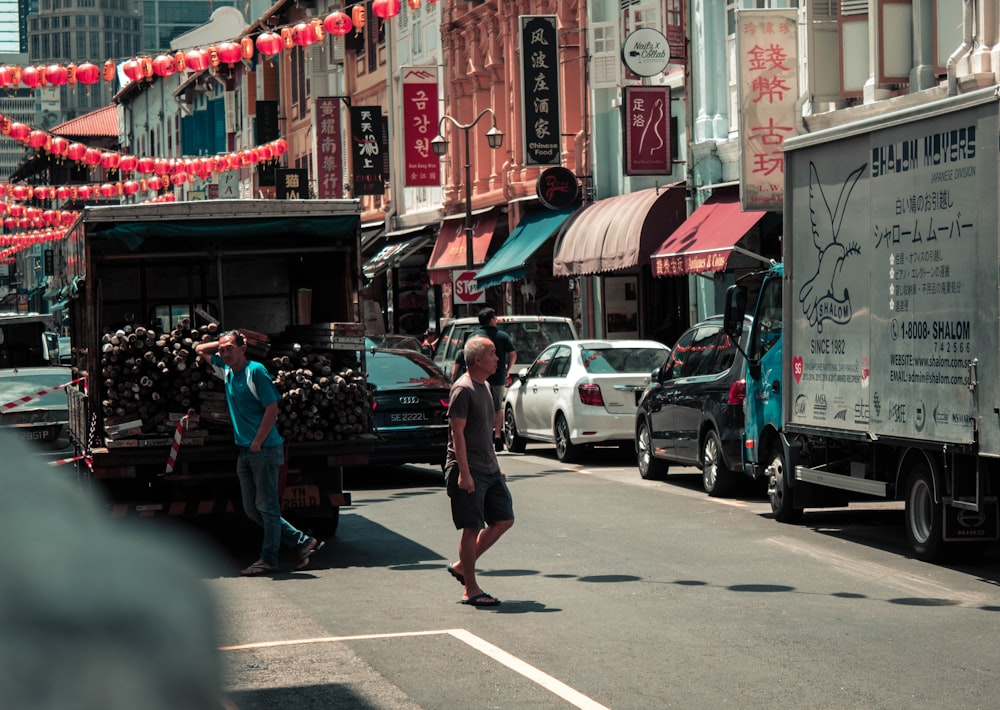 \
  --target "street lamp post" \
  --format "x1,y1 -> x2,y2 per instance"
431,110 -> 504,276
